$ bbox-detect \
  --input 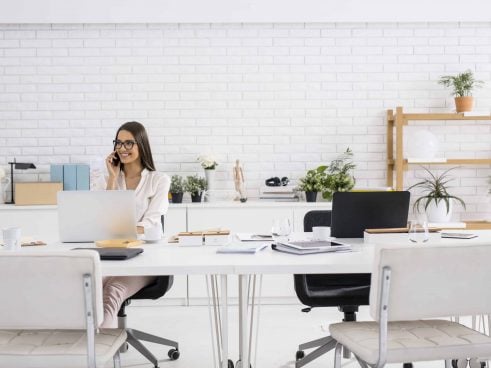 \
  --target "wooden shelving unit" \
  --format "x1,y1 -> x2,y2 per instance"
387,106 -> 491,190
